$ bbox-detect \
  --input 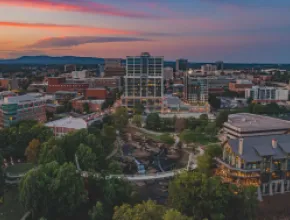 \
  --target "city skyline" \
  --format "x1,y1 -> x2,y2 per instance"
0,0 -> 290,63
